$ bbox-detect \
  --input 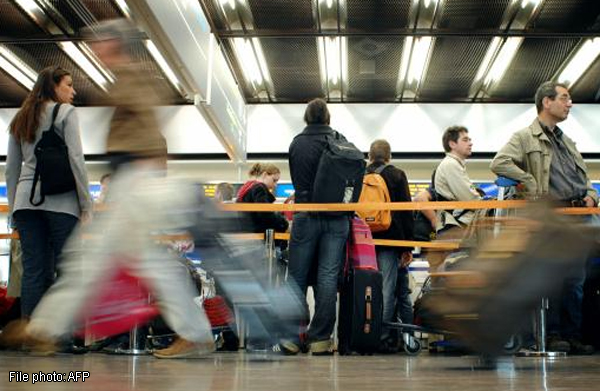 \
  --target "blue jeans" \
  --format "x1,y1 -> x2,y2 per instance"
376,247 -> 399,342
13,210 -> 78,316
396,267 -> 413,327
287,213 -> 349,343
